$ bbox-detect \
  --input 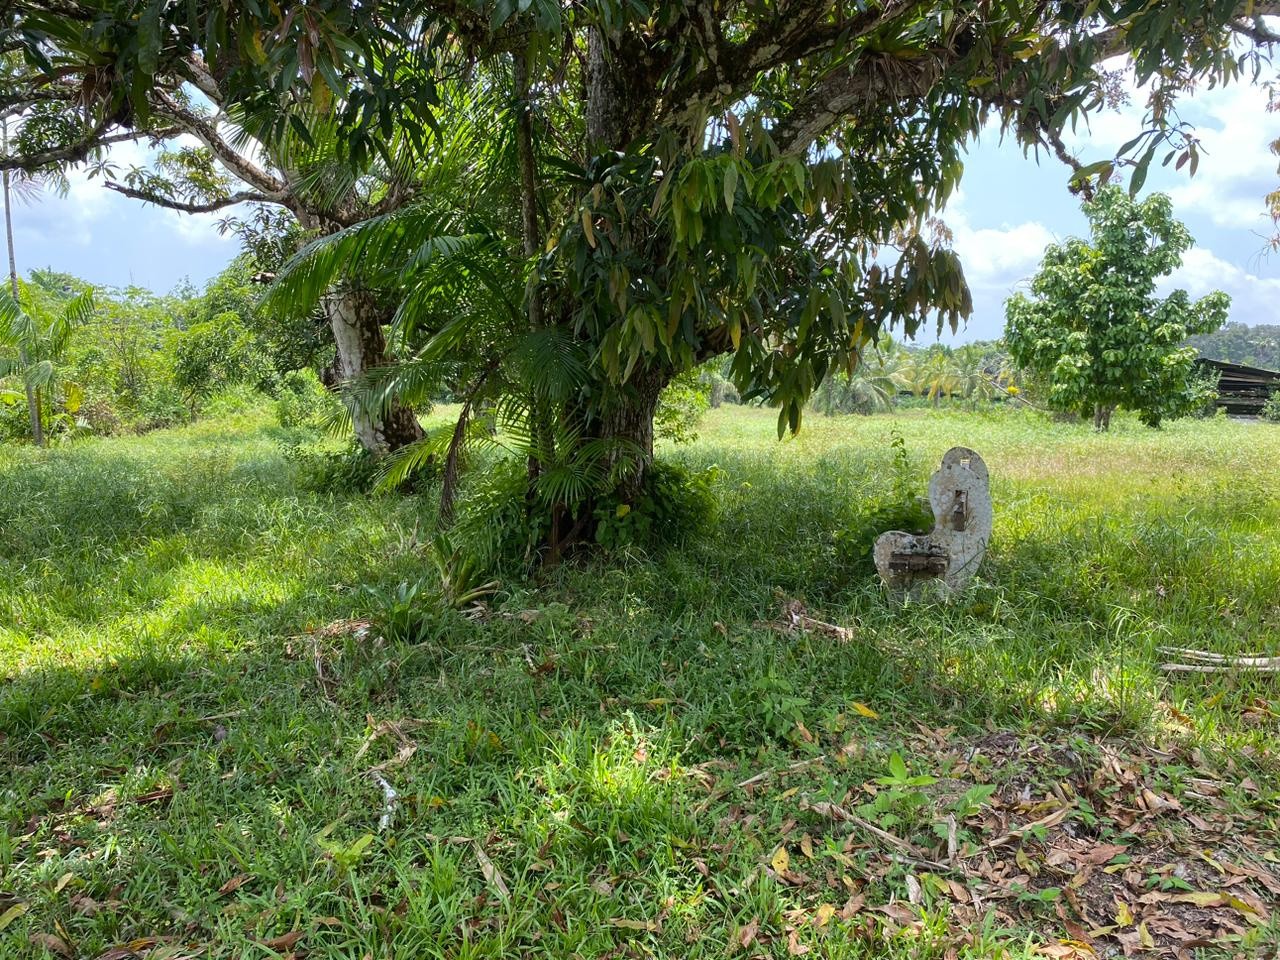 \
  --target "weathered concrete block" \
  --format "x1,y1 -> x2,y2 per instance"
874,447 -> 992,598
